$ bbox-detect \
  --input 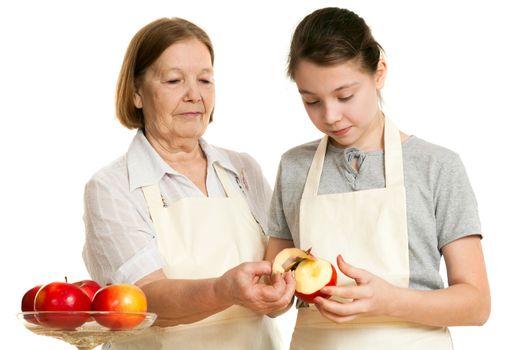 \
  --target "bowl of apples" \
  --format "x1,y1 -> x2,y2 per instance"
19,278 -> 156,350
